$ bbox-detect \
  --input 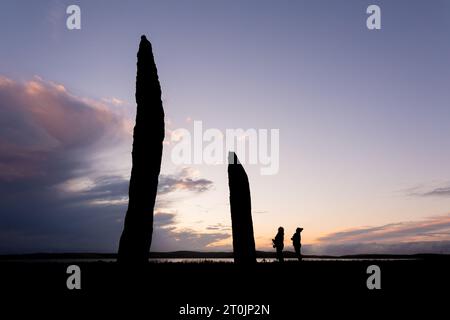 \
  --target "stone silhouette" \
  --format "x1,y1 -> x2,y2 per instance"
272,227 -> 284,262
227,152 -> 256,264
291,227 -> 303,261
118,35 -> 165,264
